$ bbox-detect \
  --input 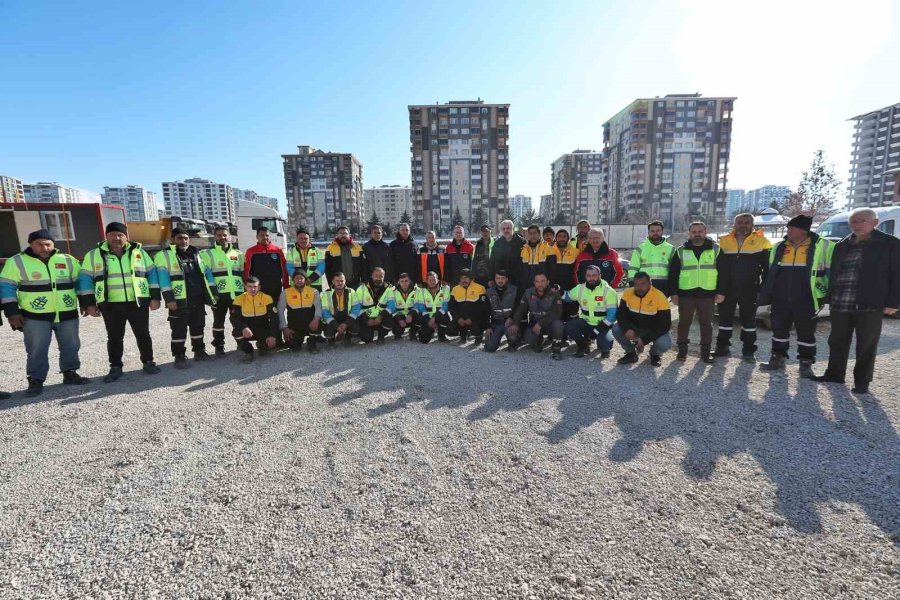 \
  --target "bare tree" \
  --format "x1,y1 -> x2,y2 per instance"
781,150 -> 841,221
